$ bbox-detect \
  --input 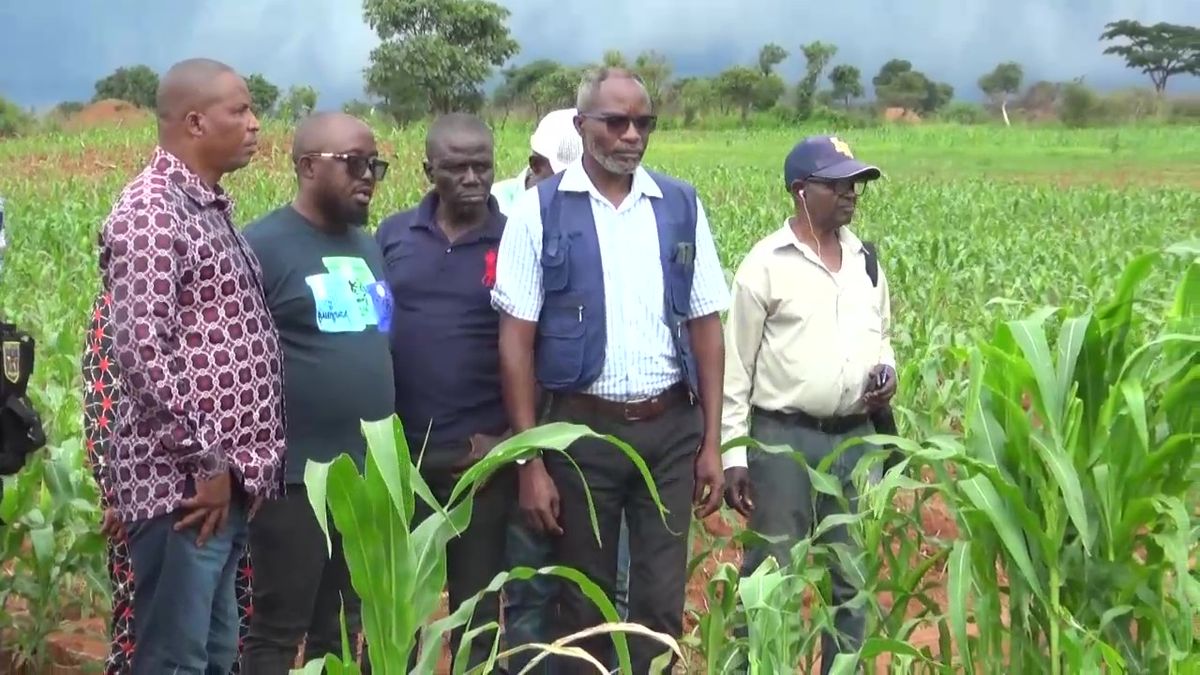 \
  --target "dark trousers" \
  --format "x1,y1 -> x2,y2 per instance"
126,491 -> 248,675
543,394 -> 701,674
414,452 -> 517,674
738,409 -> 875,675
241,485 -> 365,674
